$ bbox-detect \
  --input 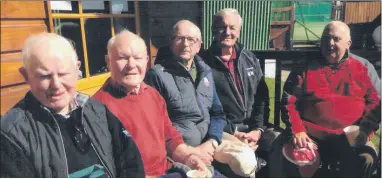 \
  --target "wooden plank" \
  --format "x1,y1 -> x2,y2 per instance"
1,1 -> 46,19
1,52 -> 22,62
1,84 -> 29,115
1,61 -> 25,87
1,20 -> 47,53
